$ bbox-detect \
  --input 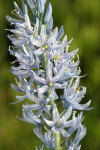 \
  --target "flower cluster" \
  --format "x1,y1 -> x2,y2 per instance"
7,0 -> 92,149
